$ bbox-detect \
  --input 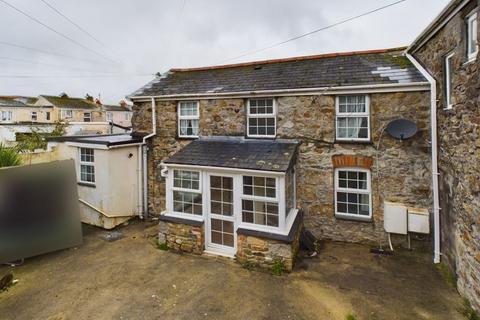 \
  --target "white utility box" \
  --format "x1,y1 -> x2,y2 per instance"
408,207 -> 430,234
384,201 -> 408,235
